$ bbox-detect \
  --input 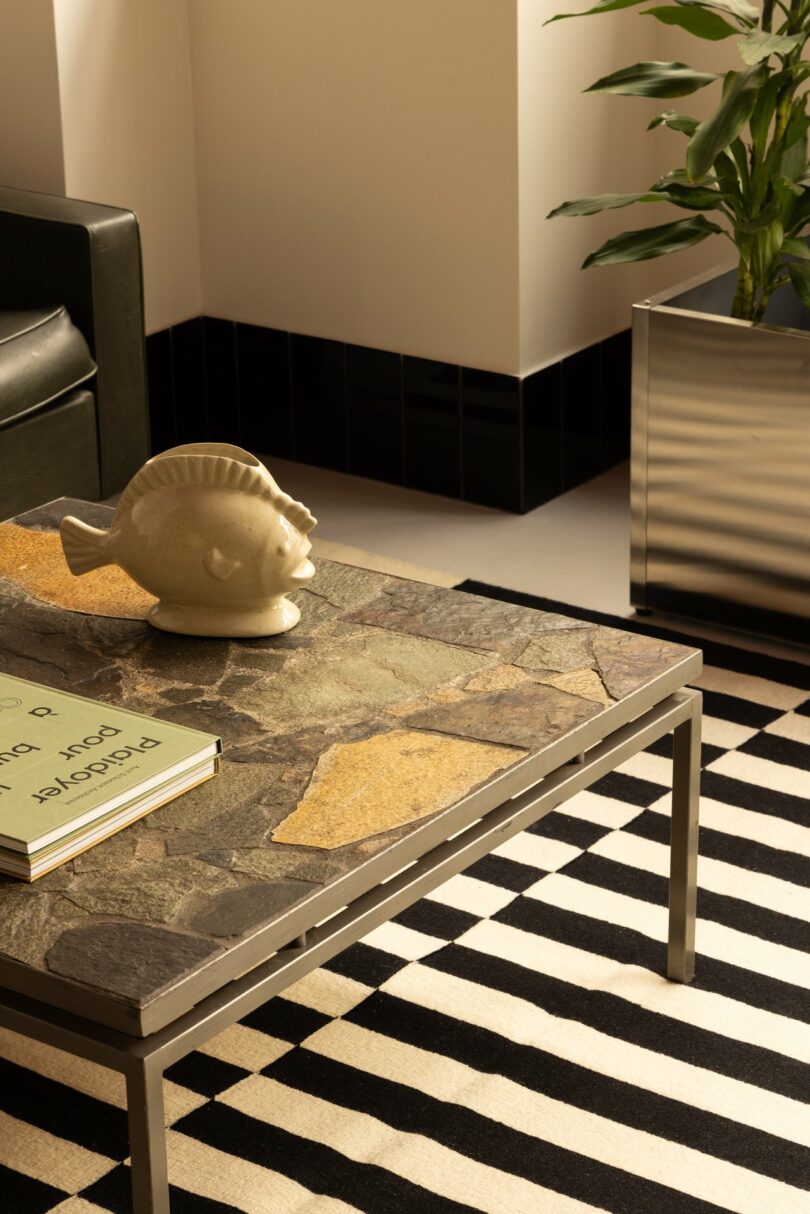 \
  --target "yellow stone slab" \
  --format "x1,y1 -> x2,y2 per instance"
0,523 -> 154,619
466,664 -> 532,693
272,729 -> 523,849
534,667 -> 611,706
